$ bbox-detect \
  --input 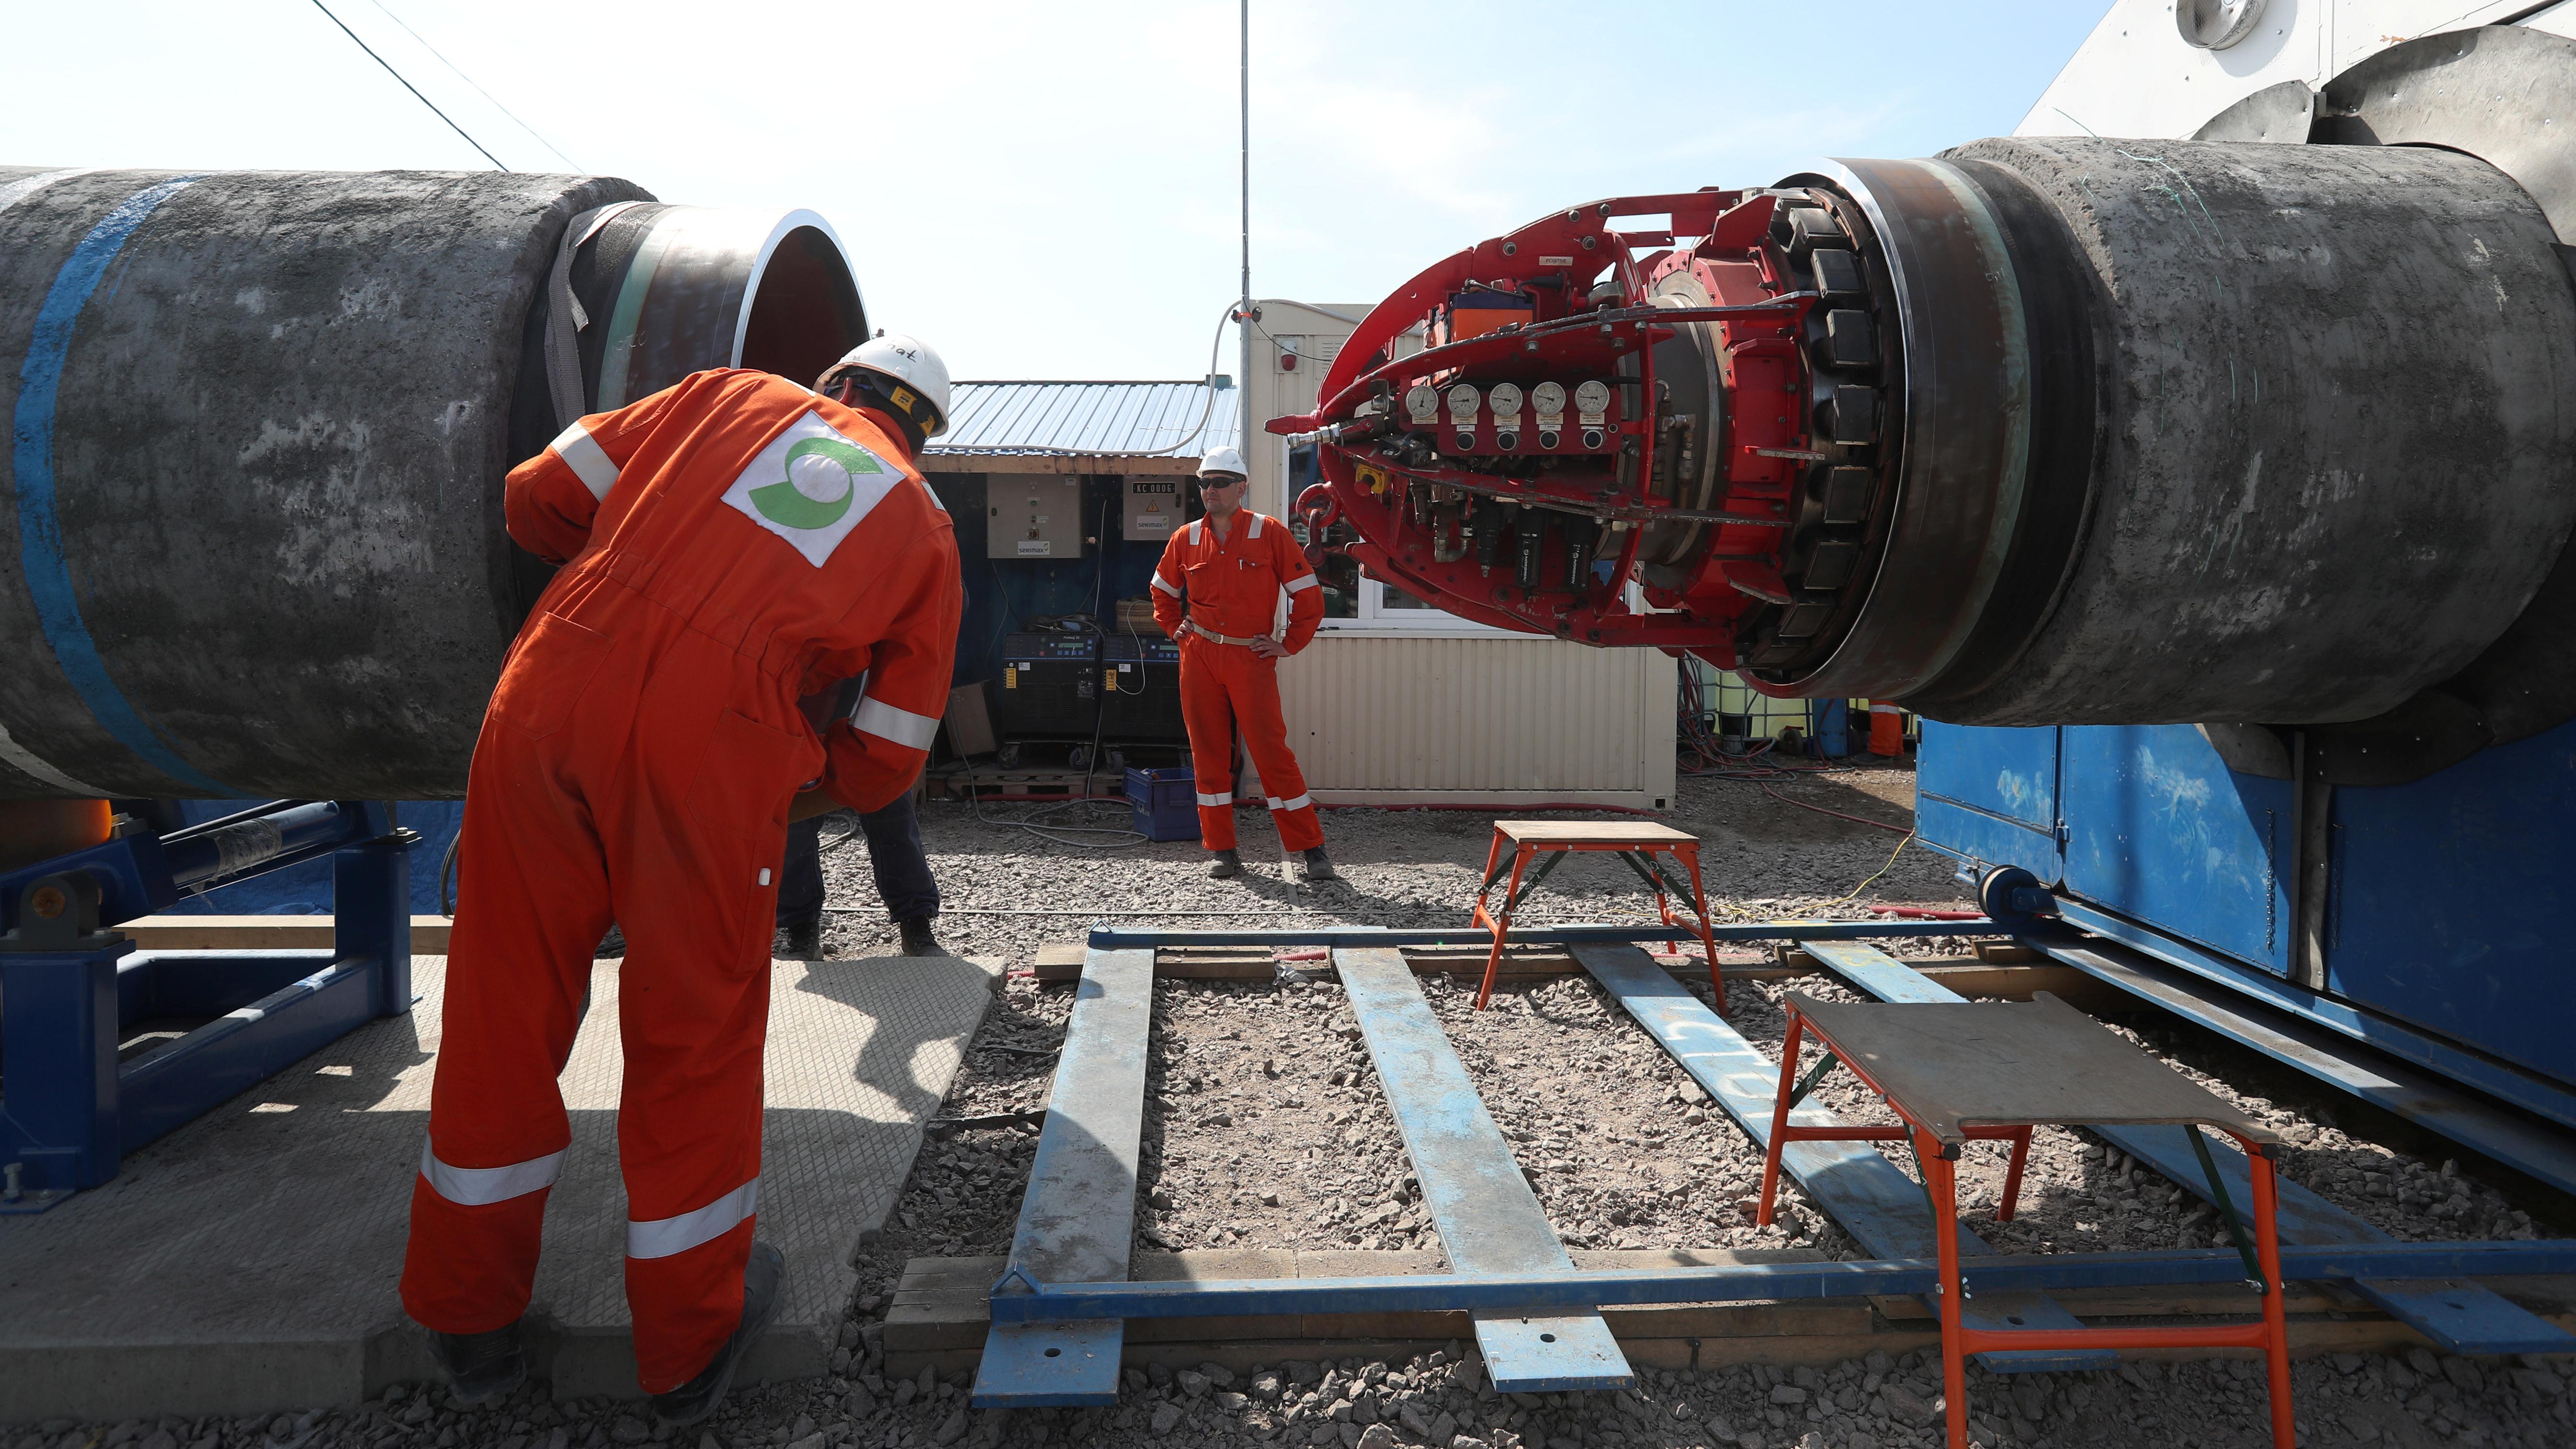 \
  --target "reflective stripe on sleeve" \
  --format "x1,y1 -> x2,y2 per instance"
1248,513 -> 1264,539
1266,793 -> 1314,813
854,696 -> 941,750
1151,572 -> 1182,596
1188,521 -> 1202,545
1284,573 -> 1319,593
550,420 -> 619,501
1197,791 -> 1233,807
420,1141 -> 565,1207
627,1178 -> 759,1260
